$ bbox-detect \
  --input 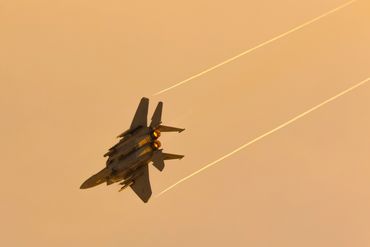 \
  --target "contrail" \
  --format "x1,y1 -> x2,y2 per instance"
154,0 -> 357,96
156,76 -> 370,197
